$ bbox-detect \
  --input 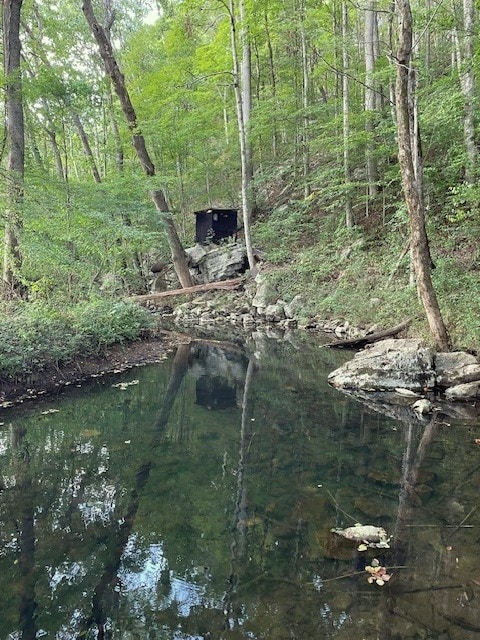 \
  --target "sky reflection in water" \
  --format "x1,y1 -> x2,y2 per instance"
0,333 -> 479,639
